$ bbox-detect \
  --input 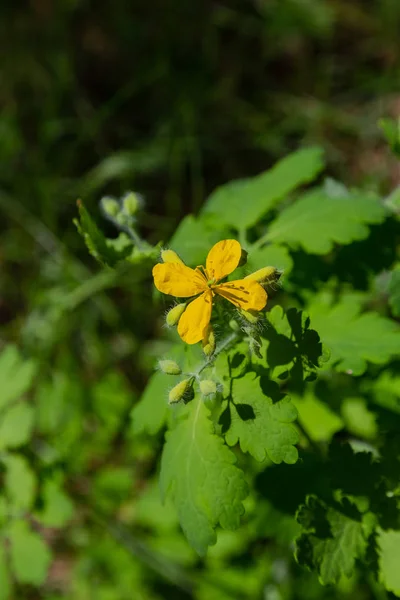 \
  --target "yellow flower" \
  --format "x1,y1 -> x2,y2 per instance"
153,239 -> 267,344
